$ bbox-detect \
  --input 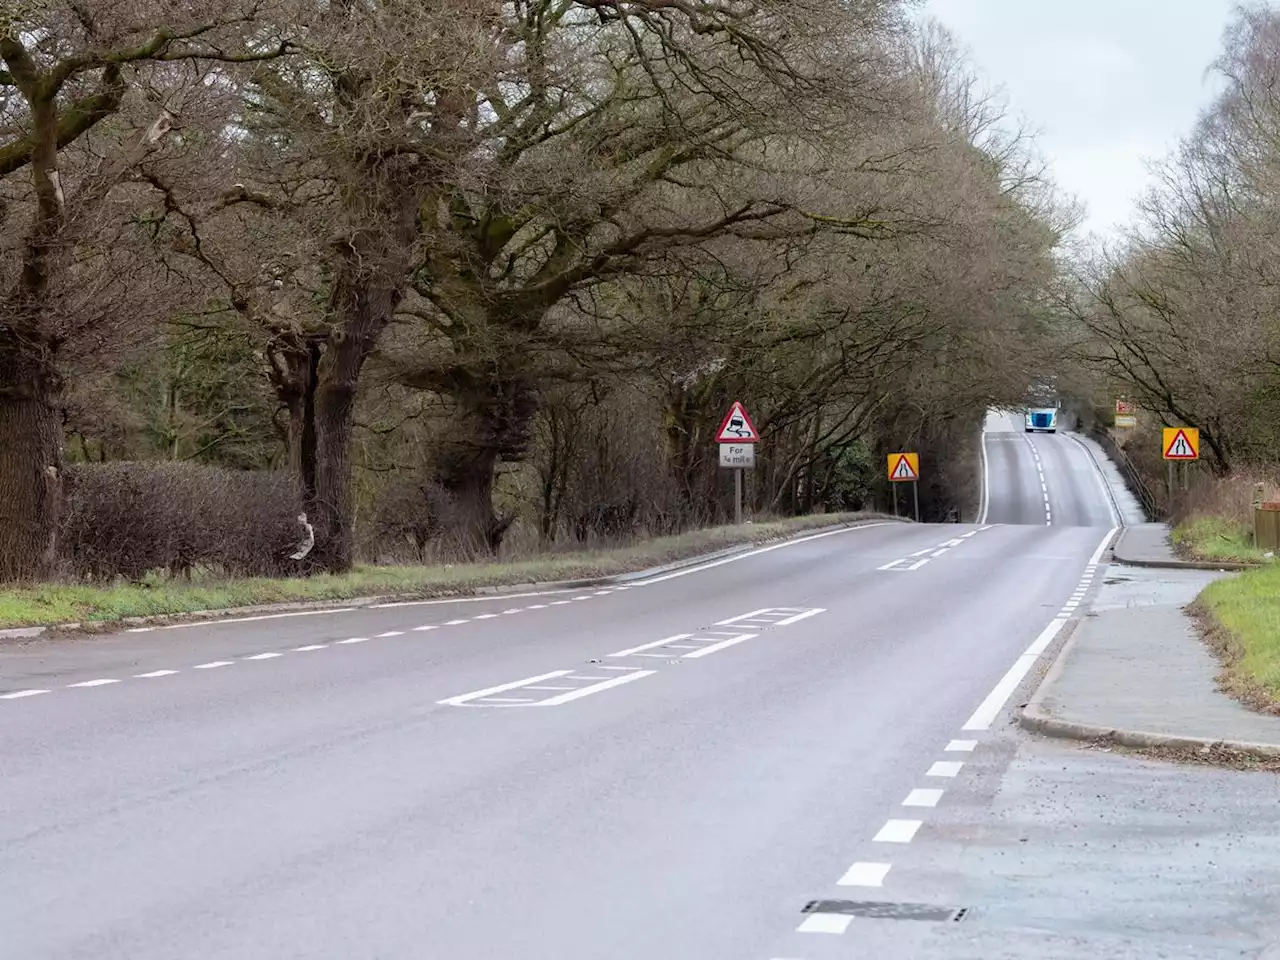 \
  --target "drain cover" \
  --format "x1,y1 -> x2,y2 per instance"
802,900 -> 968,923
